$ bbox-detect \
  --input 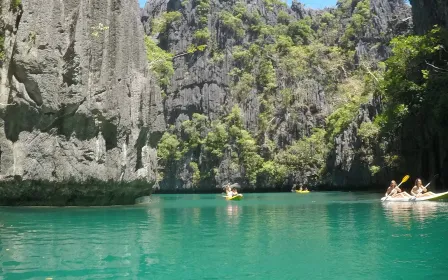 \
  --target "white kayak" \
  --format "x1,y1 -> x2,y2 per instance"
381,191 -> 448,202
